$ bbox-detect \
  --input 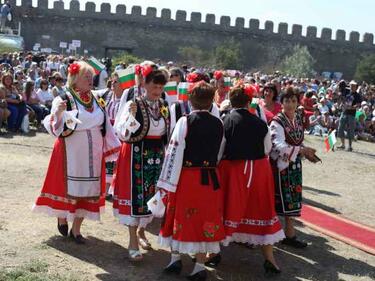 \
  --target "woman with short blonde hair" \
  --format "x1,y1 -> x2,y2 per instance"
33,61 -> 121,244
